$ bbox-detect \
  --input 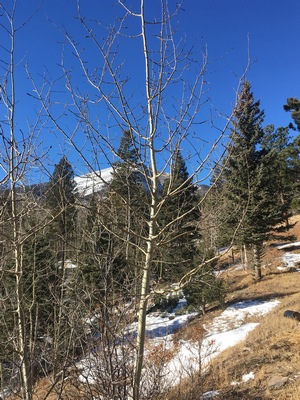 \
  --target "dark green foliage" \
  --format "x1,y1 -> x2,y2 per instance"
290,136 -> 300,212
158,149 -> 200,281
182,248 -> 225,313
216,81 -> 290,278
78,193 -> 130,307
224,81 -> 286,243
22,234 -> 56,334
46,156 -> 77,259
150,293 -> 179,313
284,97 -> 300,131
183,266 -> 225,314
43,156 -> 81,374
110,129 -> 147,214
261,125 -> 297,224
116,129 -> 140,165
108,130 -> 148,295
